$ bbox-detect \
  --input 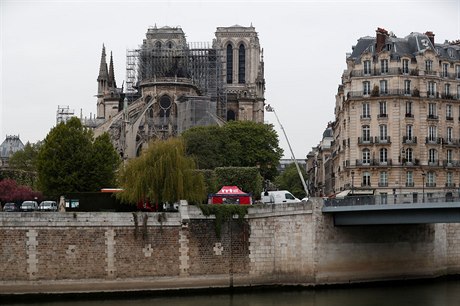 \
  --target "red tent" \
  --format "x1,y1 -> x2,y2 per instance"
208,186 -> 252,205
